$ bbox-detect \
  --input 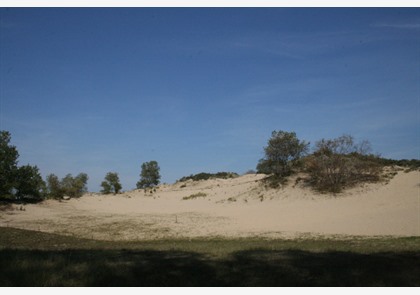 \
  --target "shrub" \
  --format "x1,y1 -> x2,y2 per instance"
182,192 -> 207,200
306,135 -> 381,193
243,170 -> 256,175
375,158 -> 420,170
177,172 -> 238,182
